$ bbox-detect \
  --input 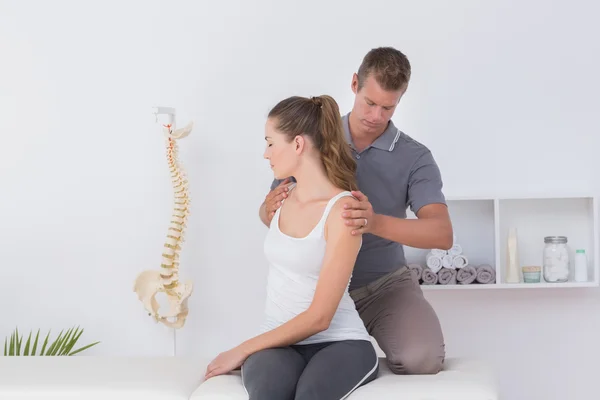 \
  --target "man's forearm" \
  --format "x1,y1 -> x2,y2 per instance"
372,213 -> 453,250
